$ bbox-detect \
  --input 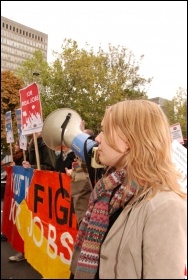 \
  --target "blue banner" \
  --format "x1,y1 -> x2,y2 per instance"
12,166 -> 34,204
